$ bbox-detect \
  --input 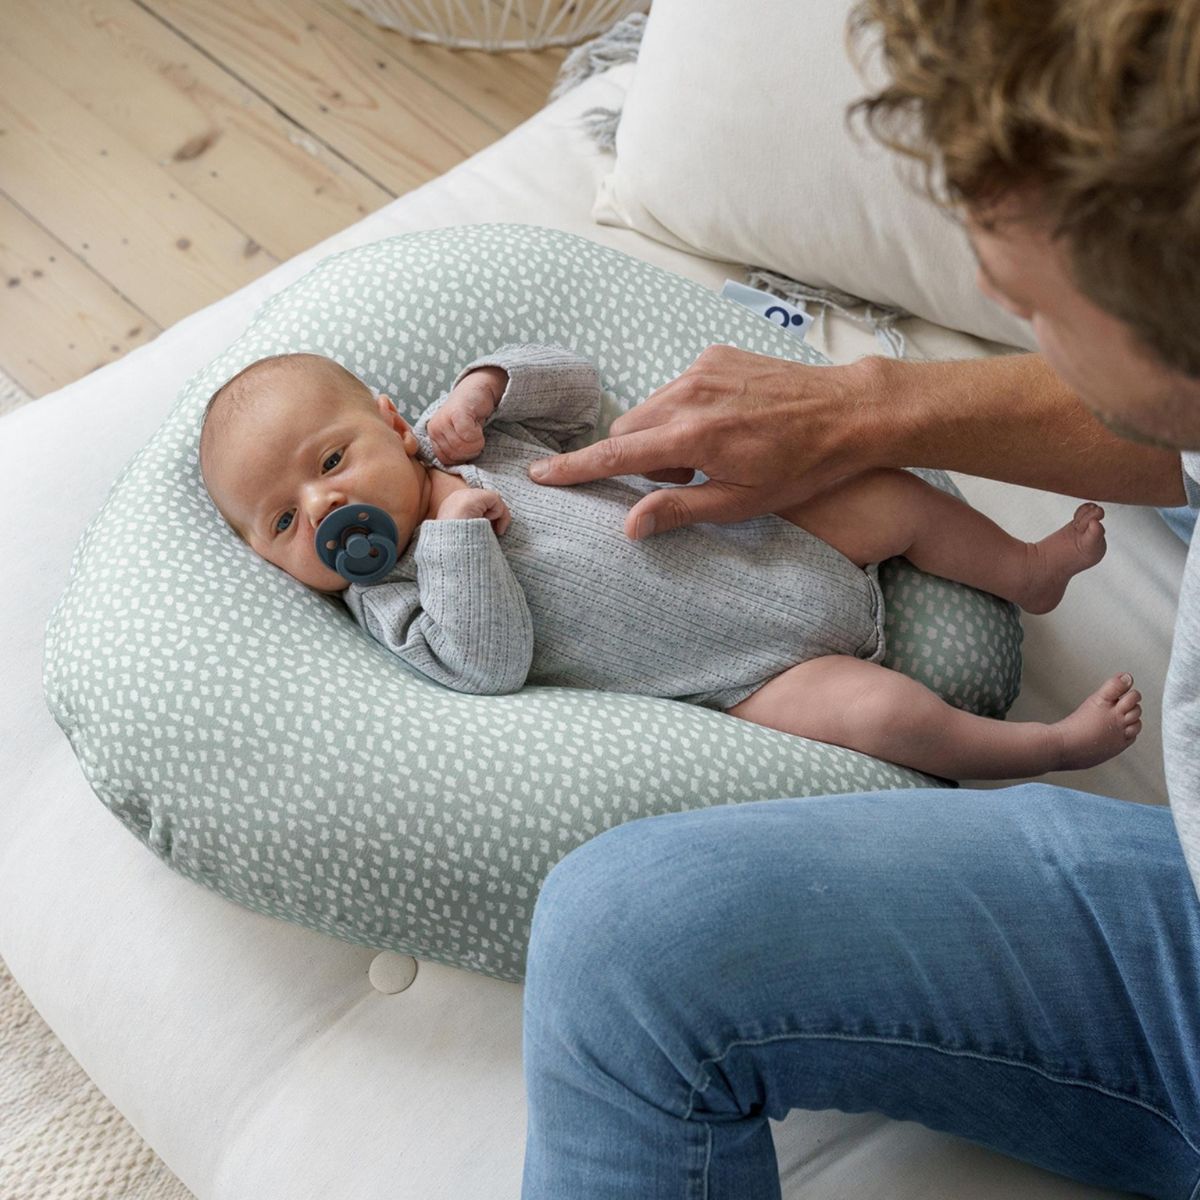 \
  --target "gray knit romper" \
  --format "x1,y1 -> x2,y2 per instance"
342,342 -> 886,710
